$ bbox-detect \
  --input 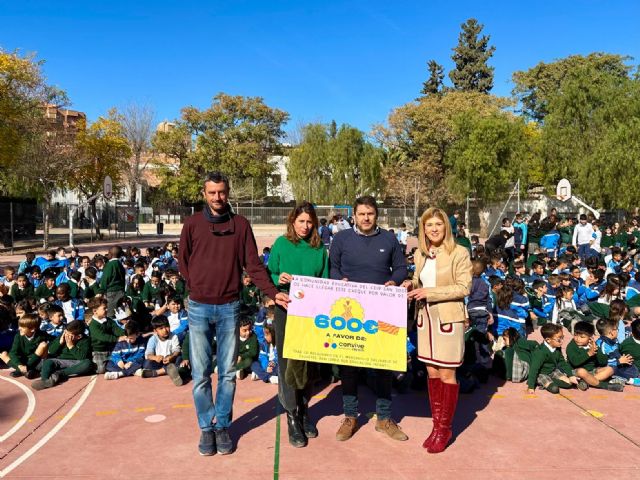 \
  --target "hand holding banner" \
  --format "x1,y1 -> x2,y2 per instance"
283,275 -> 408,371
